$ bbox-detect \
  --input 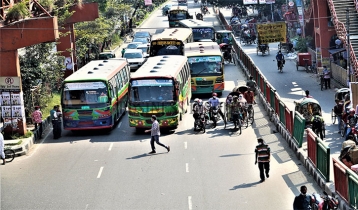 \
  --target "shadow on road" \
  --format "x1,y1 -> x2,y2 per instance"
230,181 -> 261,190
